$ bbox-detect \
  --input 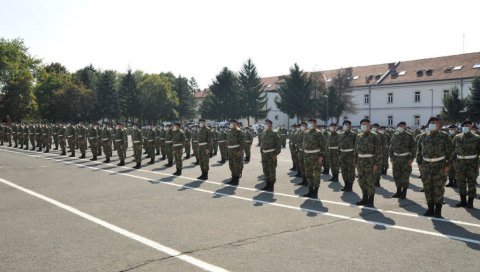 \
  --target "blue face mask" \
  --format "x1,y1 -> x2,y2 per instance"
462,127 -> 470,133
428,123 -> 437,131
